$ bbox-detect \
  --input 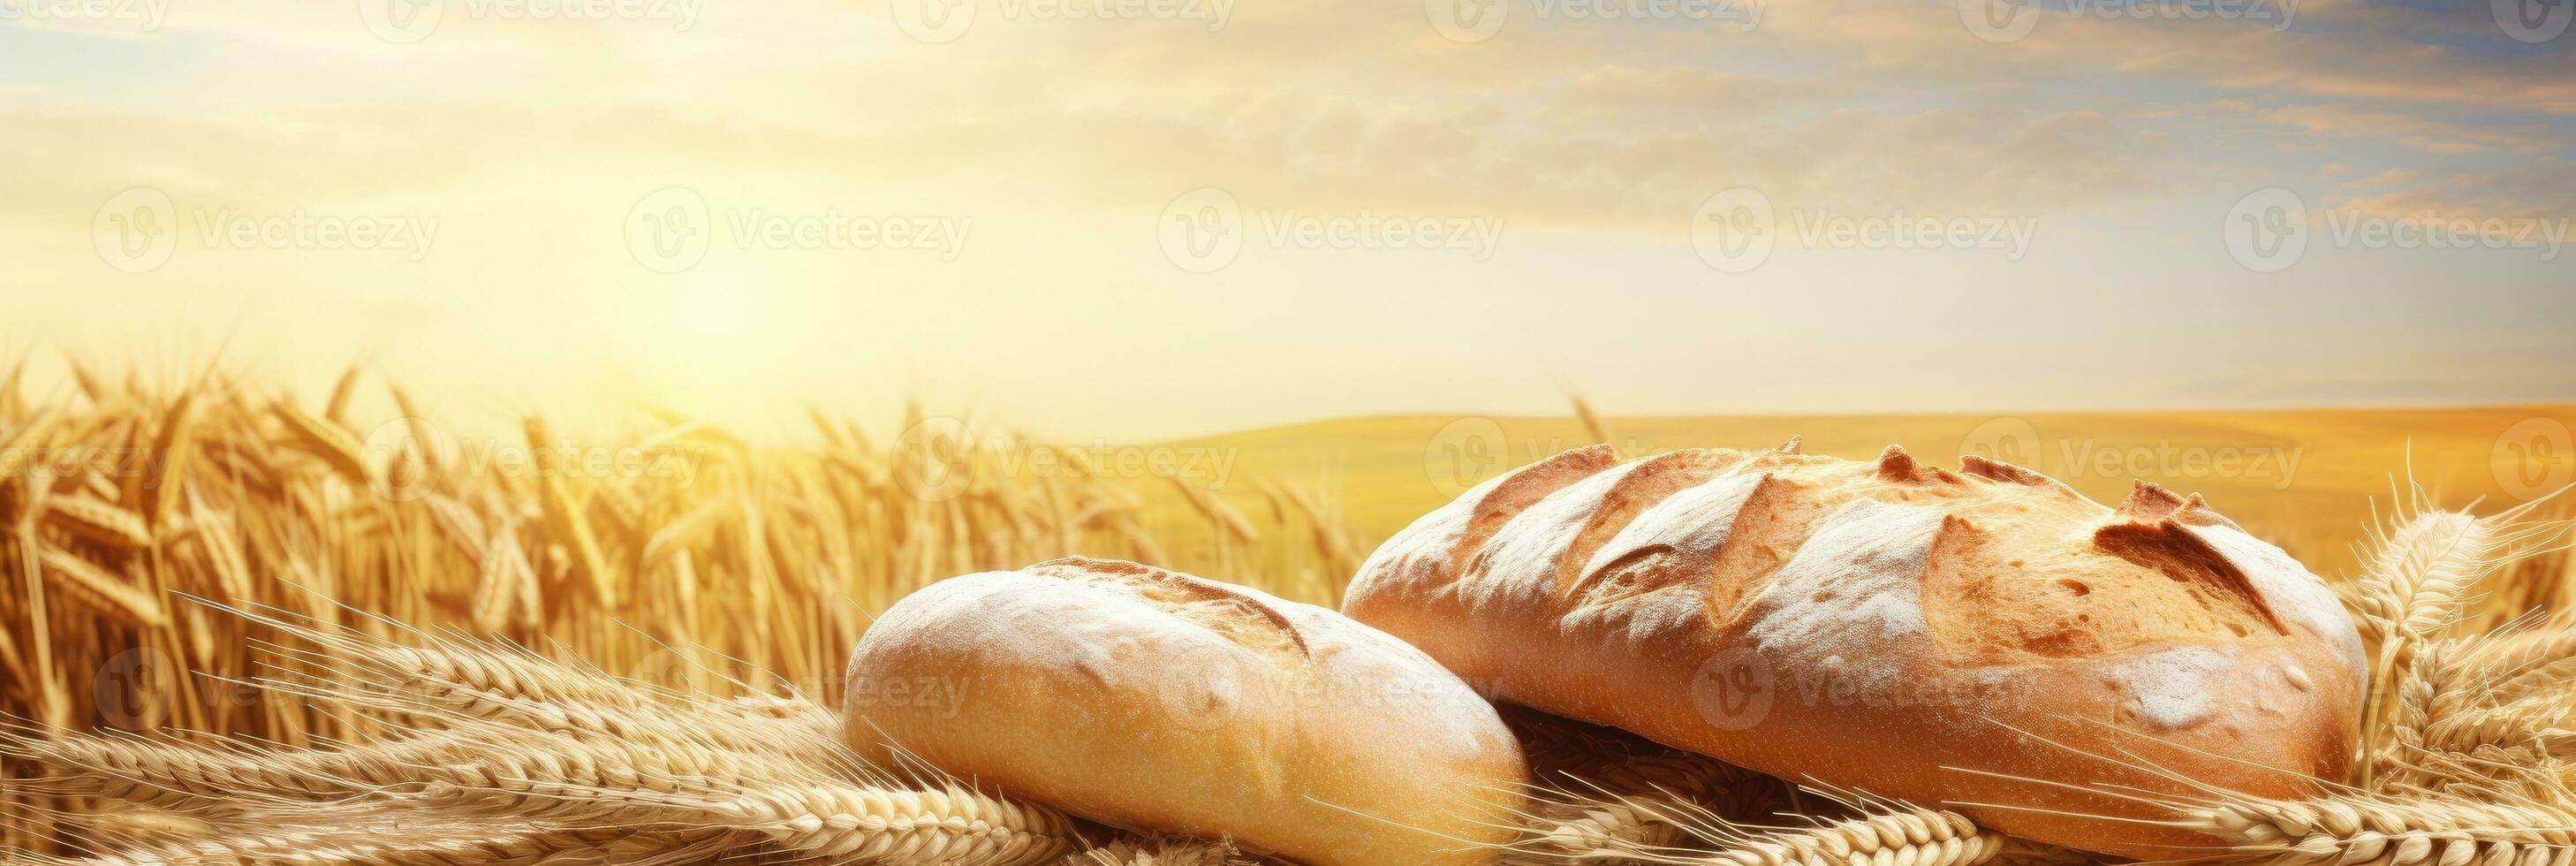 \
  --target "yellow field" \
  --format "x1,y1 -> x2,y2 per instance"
1148,405 -> 2576,582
